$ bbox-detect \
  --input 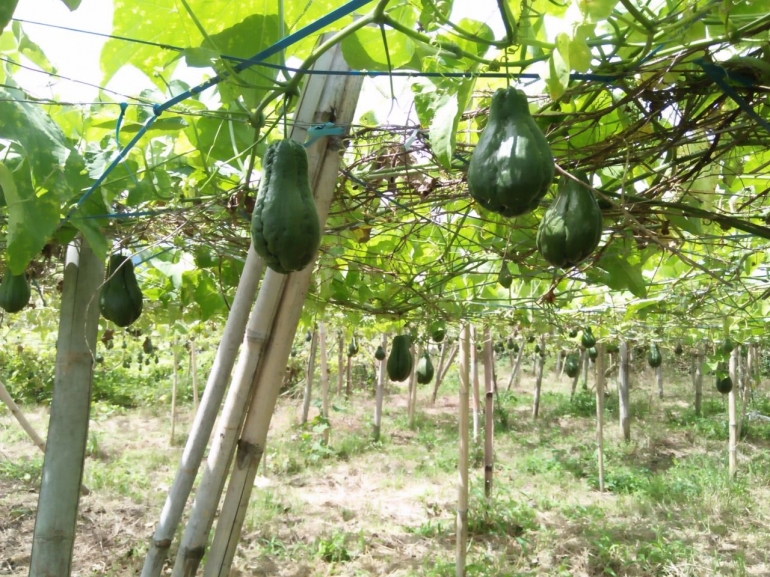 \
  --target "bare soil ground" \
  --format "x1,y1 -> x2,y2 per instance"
2,364 -> 770,576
